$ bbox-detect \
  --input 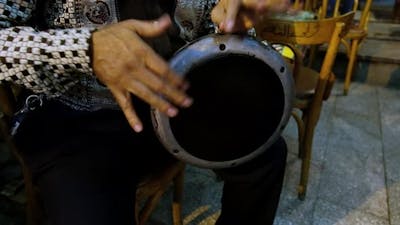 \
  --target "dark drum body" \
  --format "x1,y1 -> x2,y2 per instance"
151,34 -> 295,169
